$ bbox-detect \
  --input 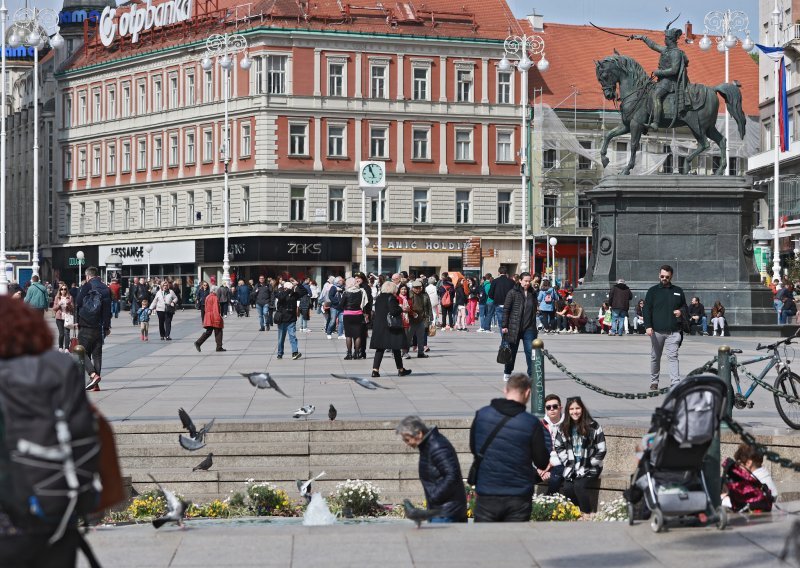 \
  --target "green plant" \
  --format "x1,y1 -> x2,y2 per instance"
127,490 -> 167,519
530,493 -> 581,522
593,497 -> 629,522
465,483 -> 477,519
245,480 -> 297,516
328,479 -> 383,517
227,491 -> 246,508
